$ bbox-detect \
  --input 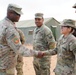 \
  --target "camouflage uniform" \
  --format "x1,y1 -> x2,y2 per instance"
44,19 -> 76,75
0,17 -> 39,75
33,22 -> 55,75
16,29 -> 25,75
